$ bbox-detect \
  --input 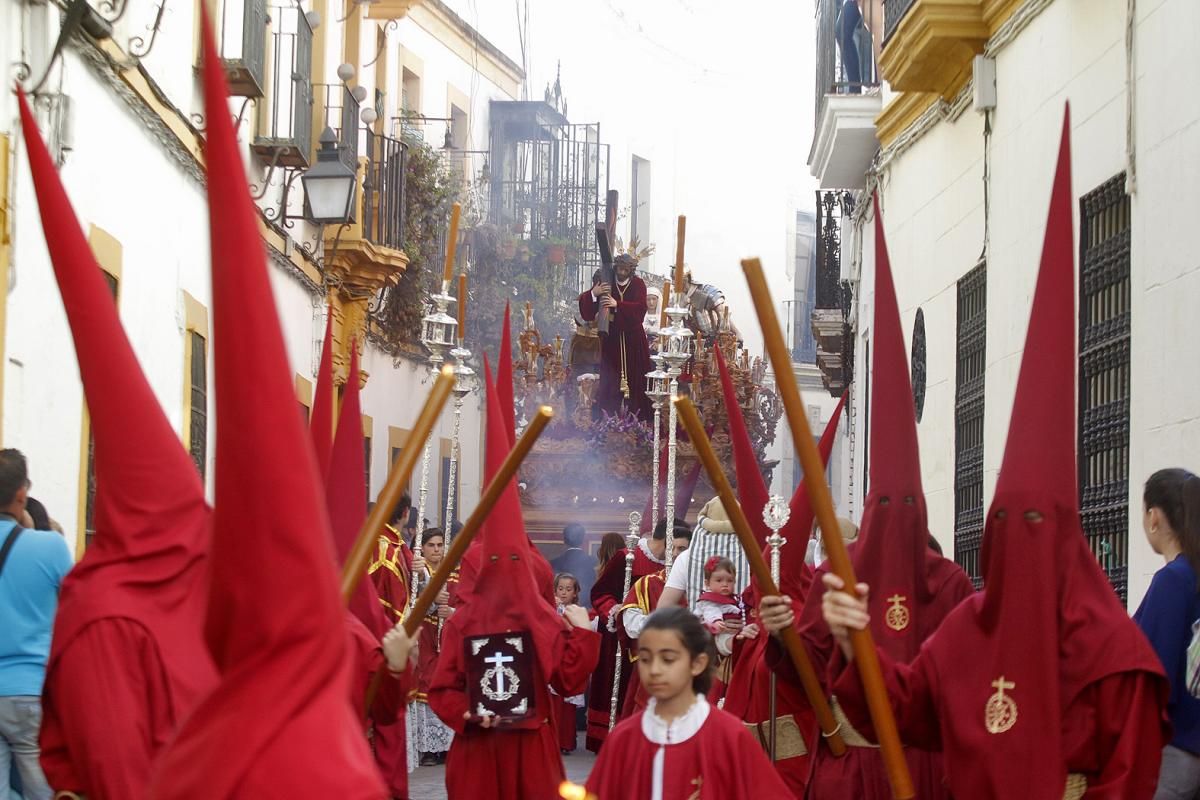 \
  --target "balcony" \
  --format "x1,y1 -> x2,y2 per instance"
217,0 -> 267,98
810,86 -> 881,190
361,131 -> 406,255
811,191 -> 855,397
252,2 -> 314,168
878,0 -> 989,93
810,0 -> 881,189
